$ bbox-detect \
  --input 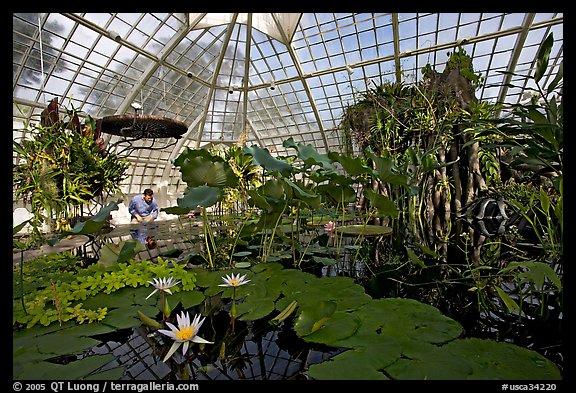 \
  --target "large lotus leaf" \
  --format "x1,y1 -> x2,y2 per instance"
260,178 -> 288,201
283,137 -> 336,172
284,178 -> 321,209
441,338 -> 561,380
406,310 -> 464,344
237,297 -> 275,320
320,275 -> 357,290
46,201 -> 118,244
177,185 -> 220,208
187,159 -> 237,188
312,256 -> 338,266
117,240 -> 146,264
294,300 -> 338,337
246,188 -> 272,211
307,171 -> 348,186
306,349 -> 389,380
173,147 -> 238,188
328,151 -> 372,177
383,341 -> 474,379
366,151 -> 409,187
283,277 -> 369,312
257,277 -> 282,300
333,327 -> 400,350
161,206 -> 190,215
96,239 -> 145,268
243,145 -> 293,176
316,183 -> 357,206
63,201 -> 119,236
363,189 -> 399,219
